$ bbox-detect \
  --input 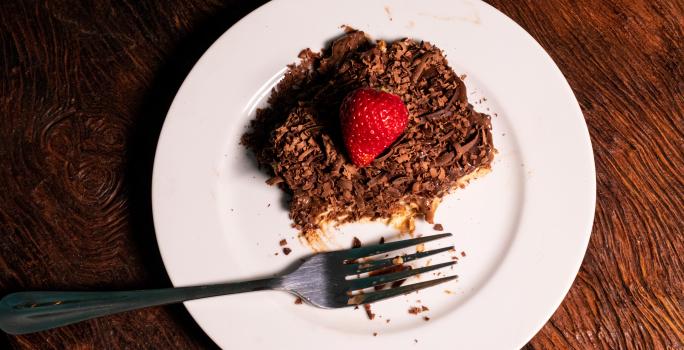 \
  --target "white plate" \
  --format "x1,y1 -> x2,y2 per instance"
152,0 -> 596,349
